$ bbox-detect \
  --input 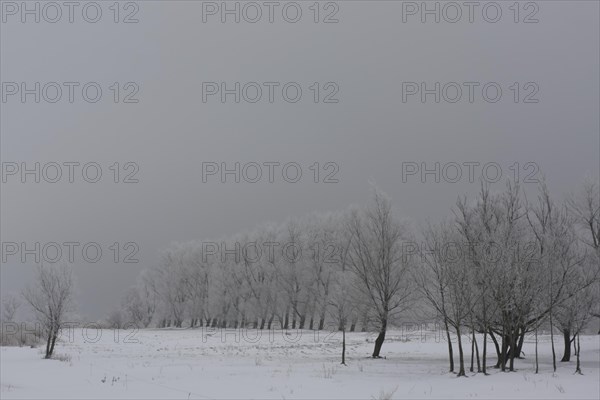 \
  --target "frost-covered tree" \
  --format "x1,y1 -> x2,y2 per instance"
346,190 -> 414,358
417,221 -> 473,375
122,271 -> 157,329
22,264 -> 75,359
568,178 -> 600,333
1,293 -> 21,323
